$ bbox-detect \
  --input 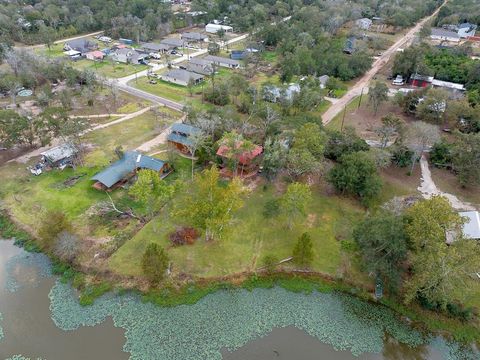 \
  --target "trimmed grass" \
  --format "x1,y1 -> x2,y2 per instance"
74,59 -> 148,78
109,182 -> 364,278
326,96 -> 361,131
